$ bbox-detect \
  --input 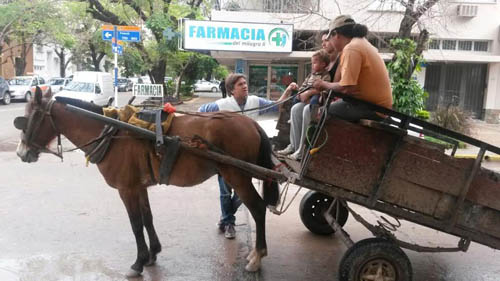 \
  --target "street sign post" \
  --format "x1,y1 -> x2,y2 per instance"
101,24 -> 142,106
